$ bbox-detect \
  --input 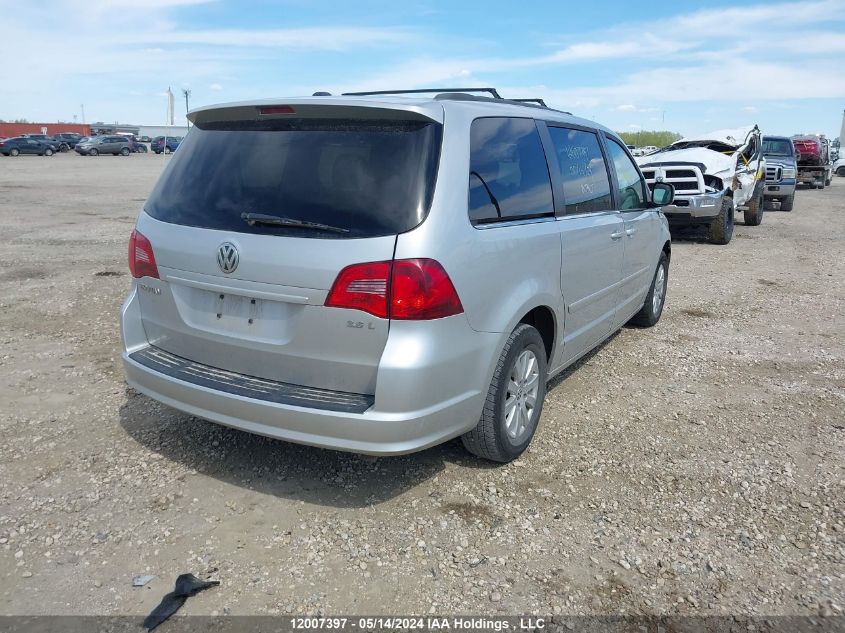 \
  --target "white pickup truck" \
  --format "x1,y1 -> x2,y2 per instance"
636,126 -> 765,245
